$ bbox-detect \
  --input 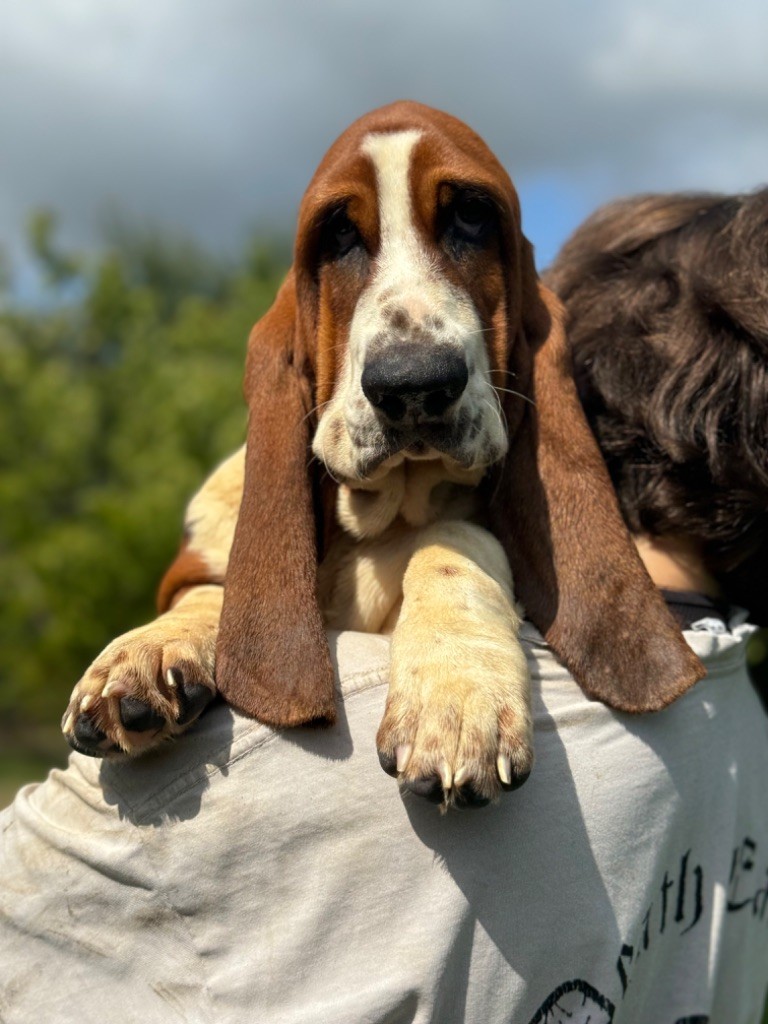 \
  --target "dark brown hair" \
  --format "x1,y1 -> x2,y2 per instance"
545,190 -> 768,624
